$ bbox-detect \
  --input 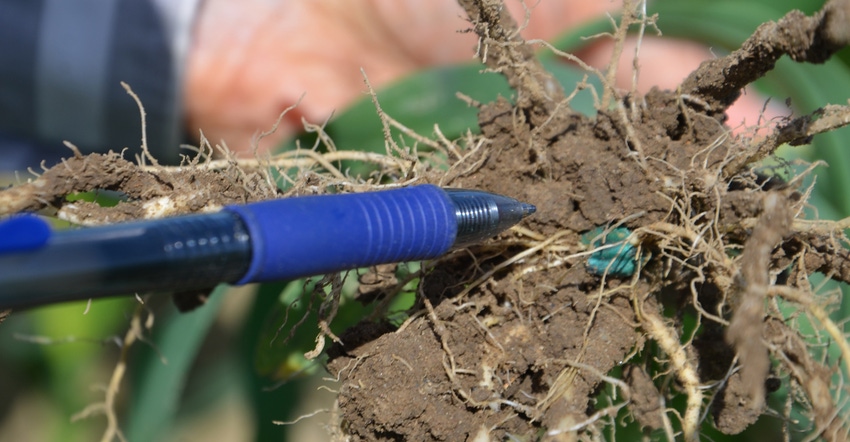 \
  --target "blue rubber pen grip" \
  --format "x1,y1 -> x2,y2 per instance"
226,184 -> 457,284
